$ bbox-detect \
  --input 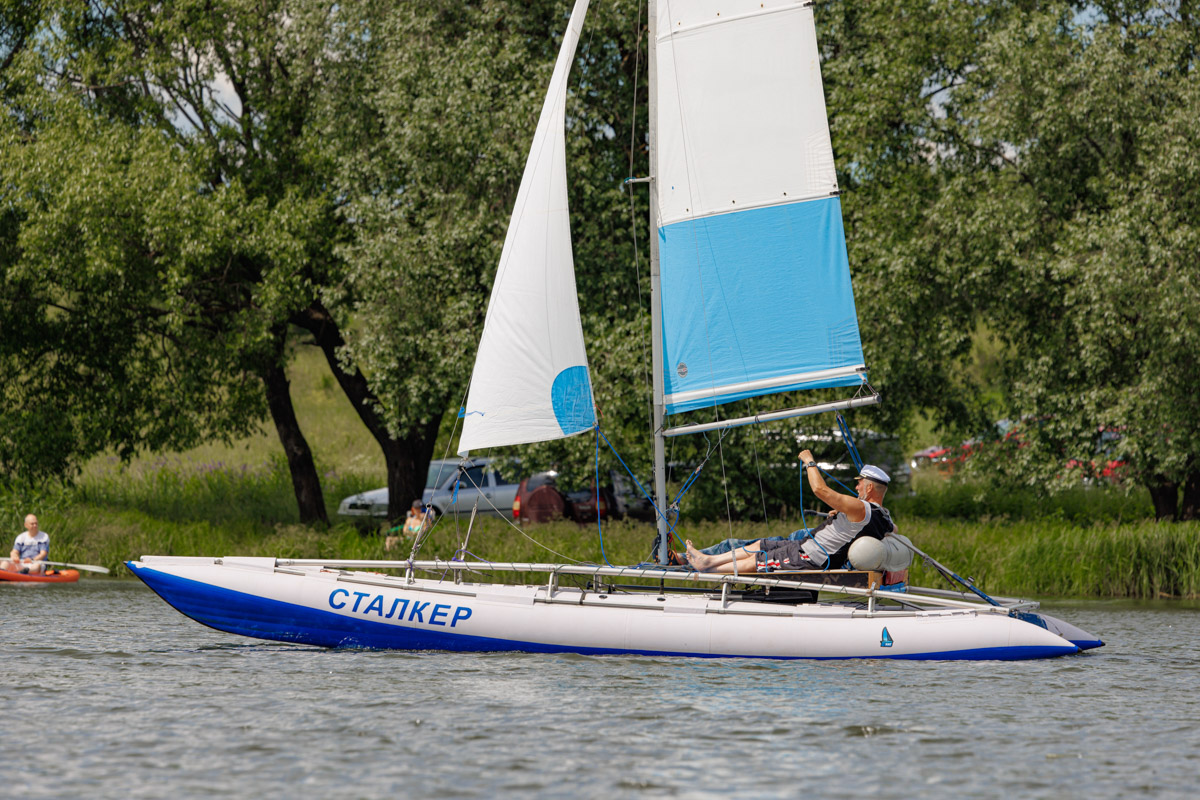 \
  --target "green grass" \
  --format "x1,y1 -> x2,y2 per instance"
75,455 -> 379,526
76,345 -> 390,484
